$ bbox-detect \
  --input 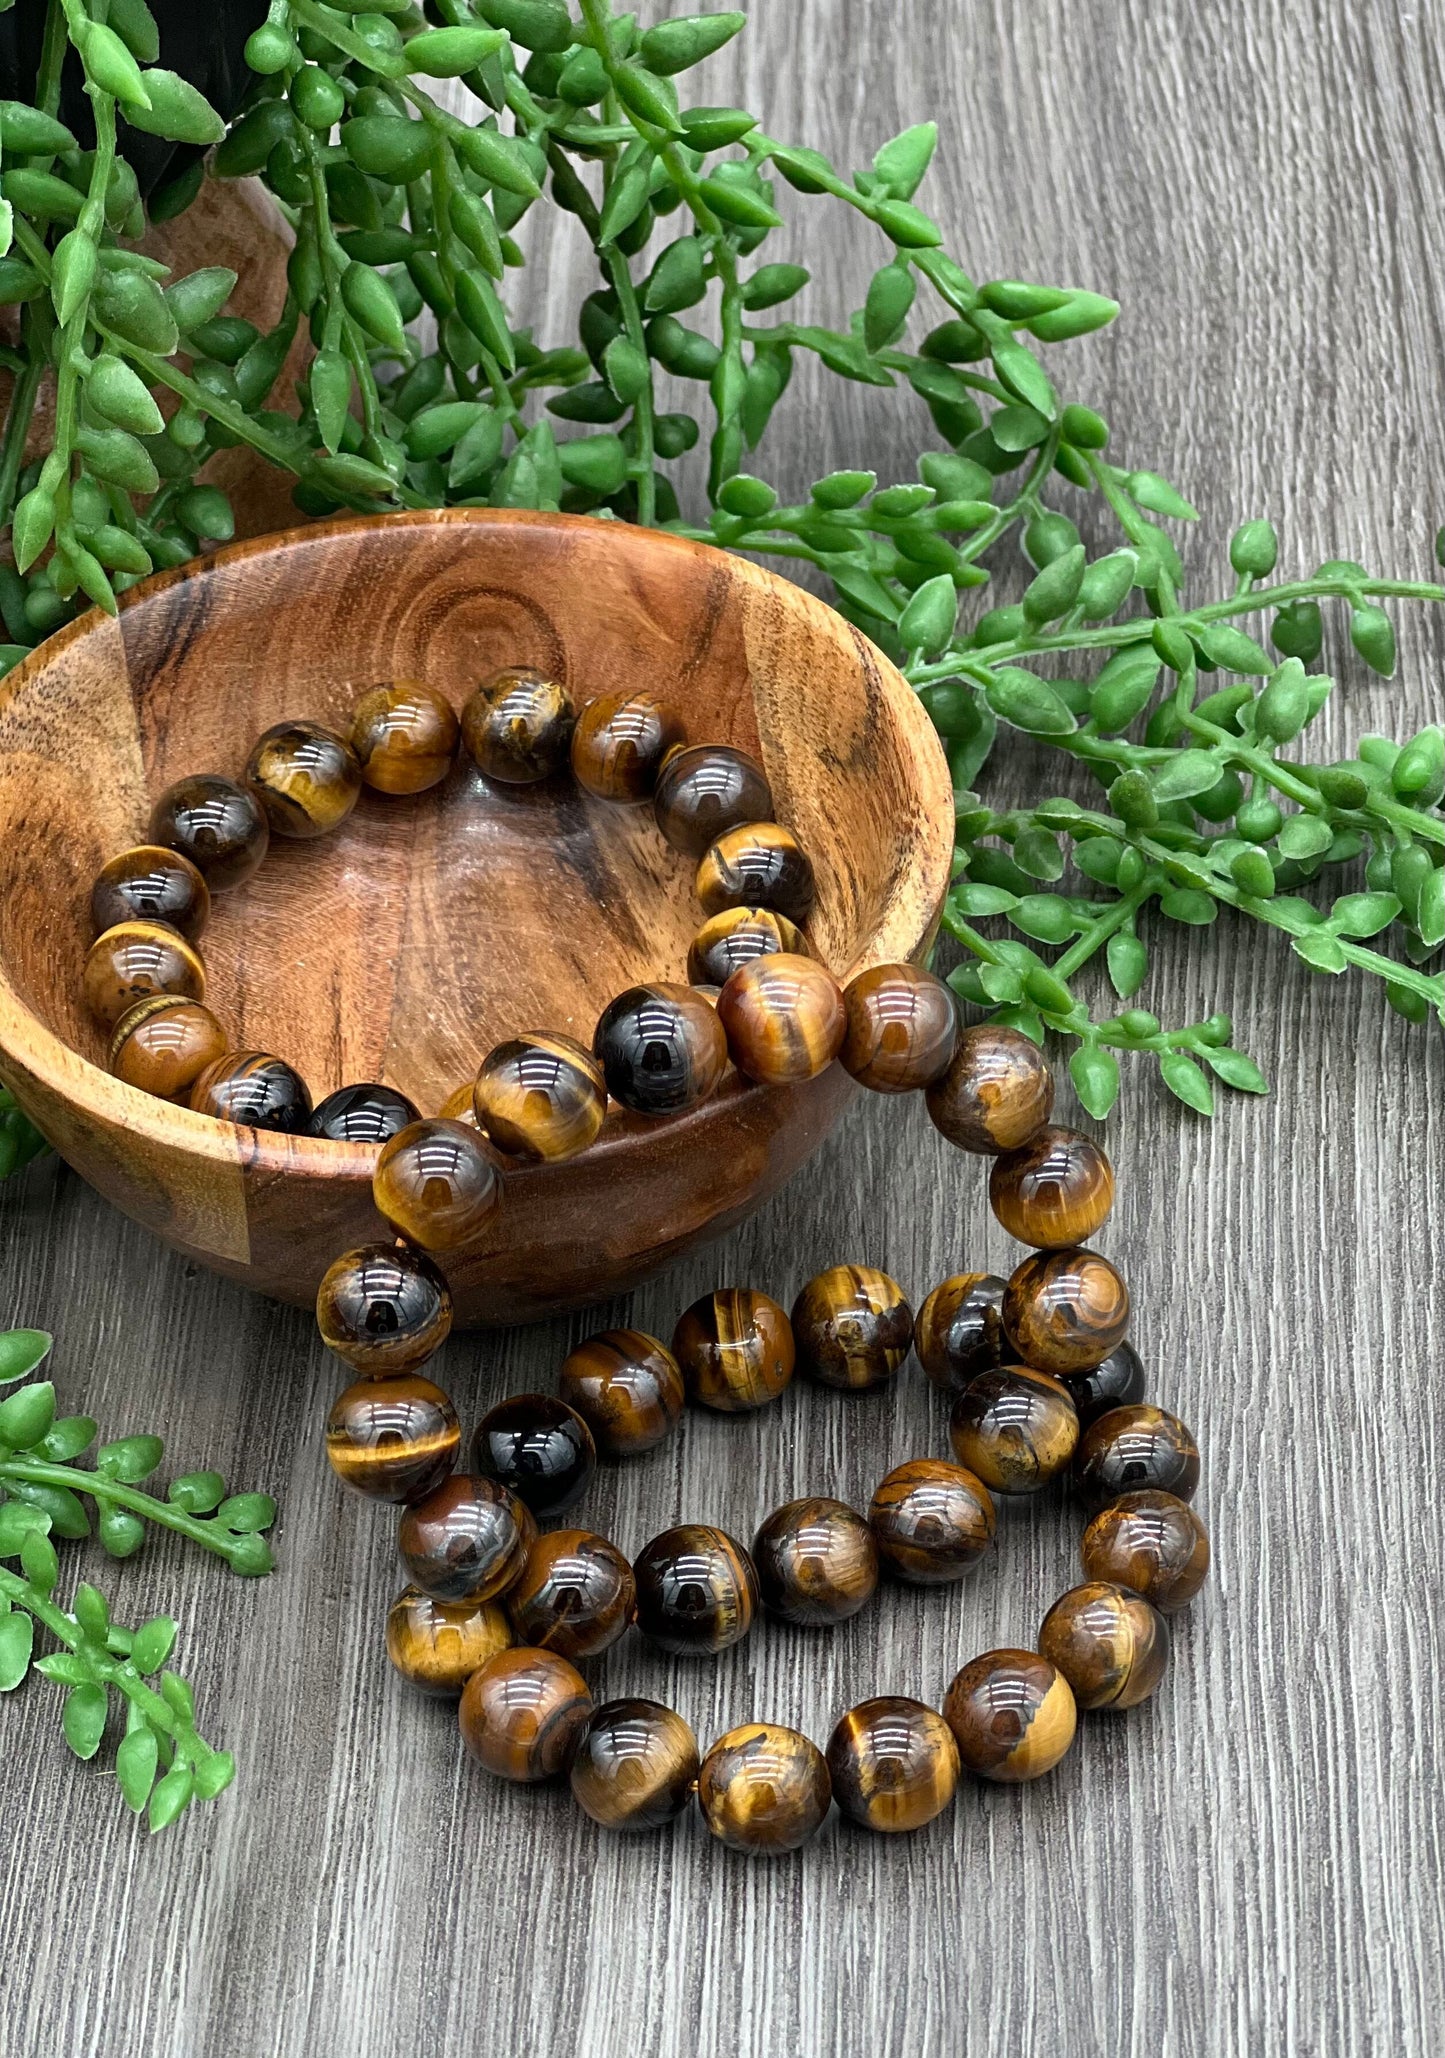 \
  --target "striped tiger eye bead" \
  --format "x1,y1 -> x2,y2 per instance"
558,1330 -> 685,1456
752,1497 -> 879,1626
437,1081 -> 482,1126
990,1125 -> 1115,1248
307,1082 -> 421,1144
316,1242 -> 452,1378
654,743 -> 773,856
373,1118 -> 502,1252
593,982 -> 728,1115
91,844 -> 209,941
914,1272 -> 1008,1395
473,1032 -> 606,1162
925,1023 -> 1054,1155
505,1529 -> 636,1659
244,719 -> 362,838
109,995 -> 227,1101
686,905 -> 808,987
459,1647 -> 592,1782
1003,1247 -> 1131,1376
868,1459 -> 995,1584
791,1265 -> 913,1391
325,1374 -> 460,1503
716,953 -> 845,1084
83,920 -> 205,1029
696,1723 -> 831,1853
149,773 -> 270,889
570,1698 -> 699,1831
1038,1582 -> 1170,1711
695,821 -> 815,925
839,963 -> 957,1093
1059,1339 -> 1146,1427
571,690 -> 685,801
1080,1490 -> 1210,1612
399,1473 -> 535,1604
189,1051 -> 312,1133
949,1366 -> 1080,1495
1073,1404 -> 1199,1512
826,1697 -> 960,1833
461,666 -> 575,783
384,1585 -> 513,1697
472,1393 -> 596,1516
672,1288 -> 795,1412
943,1650 -> 1077,1782
633,1523 -> 758,1655
350,680 -> 458,793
